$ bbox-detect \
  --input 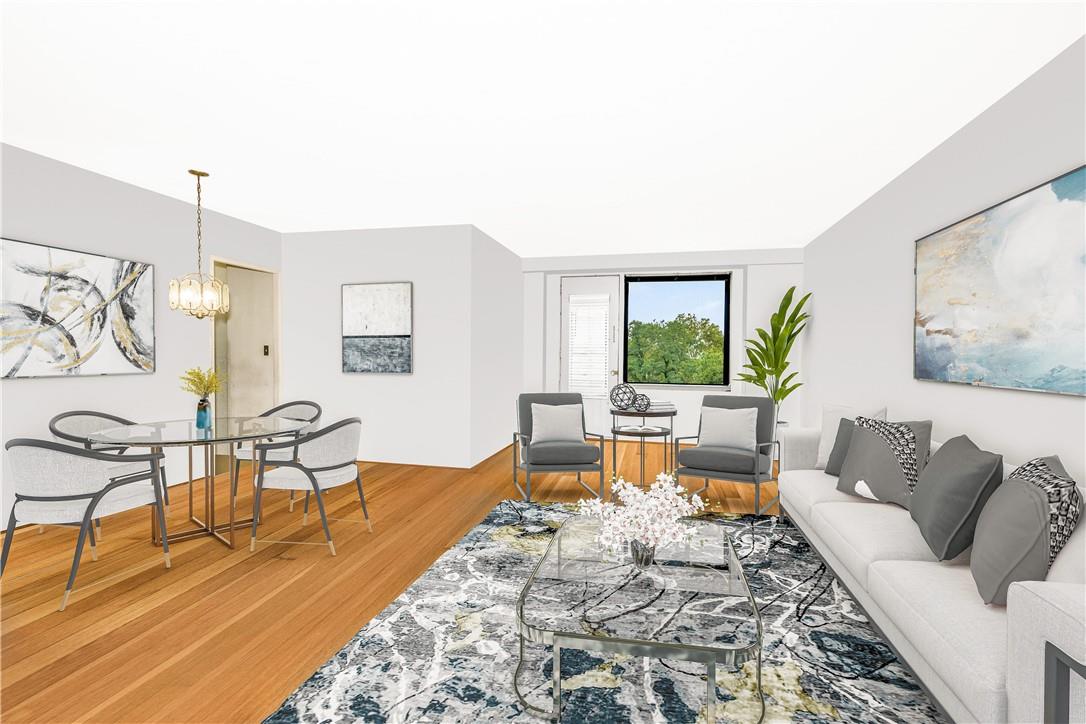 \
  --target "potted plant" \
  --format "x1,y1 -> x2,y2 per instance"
735,285 -> 811,431
578,474 -> 705,569
180,367 -> 223,430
